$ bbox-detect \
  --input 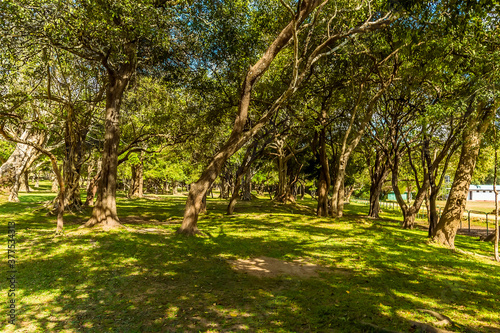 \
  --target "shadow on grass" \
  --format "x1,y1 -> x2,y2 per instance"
1,195 -> 499,332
